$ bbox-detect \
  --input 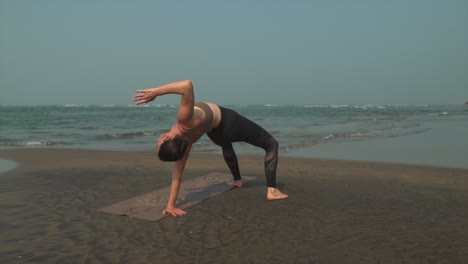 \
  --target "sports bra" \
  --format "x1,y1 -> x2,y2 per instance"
194,102 -> 214,131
